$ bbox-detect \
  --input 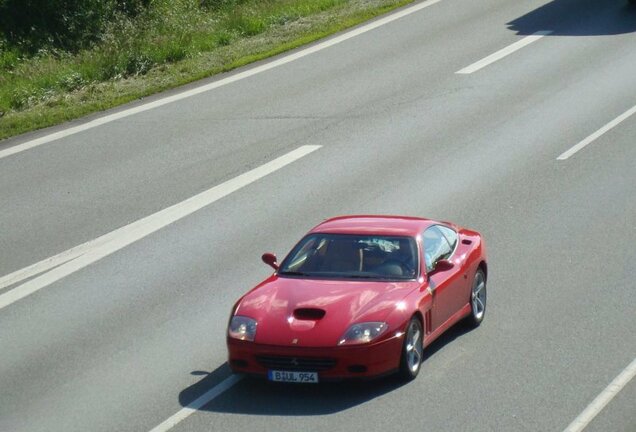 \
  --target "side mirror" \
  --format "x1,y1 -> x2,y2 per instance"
429,259 -> 454,275
261,252 -> 279,270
